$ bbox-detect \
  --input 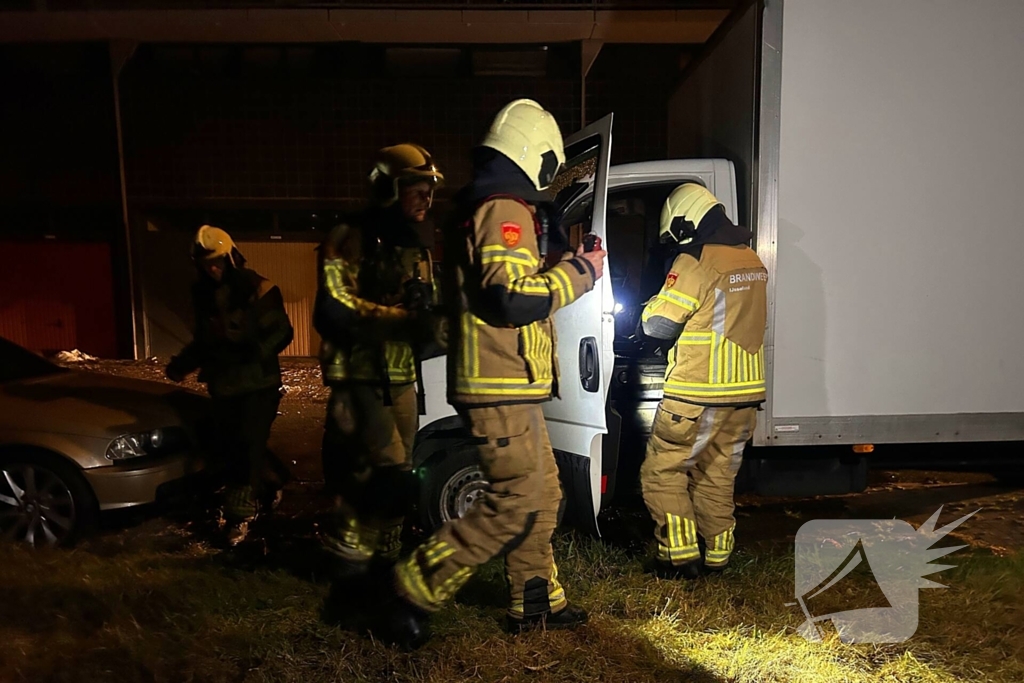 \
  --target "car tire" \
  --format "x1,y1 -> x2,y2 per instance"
0,450 -> 98,548
416,443 -> 489,533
